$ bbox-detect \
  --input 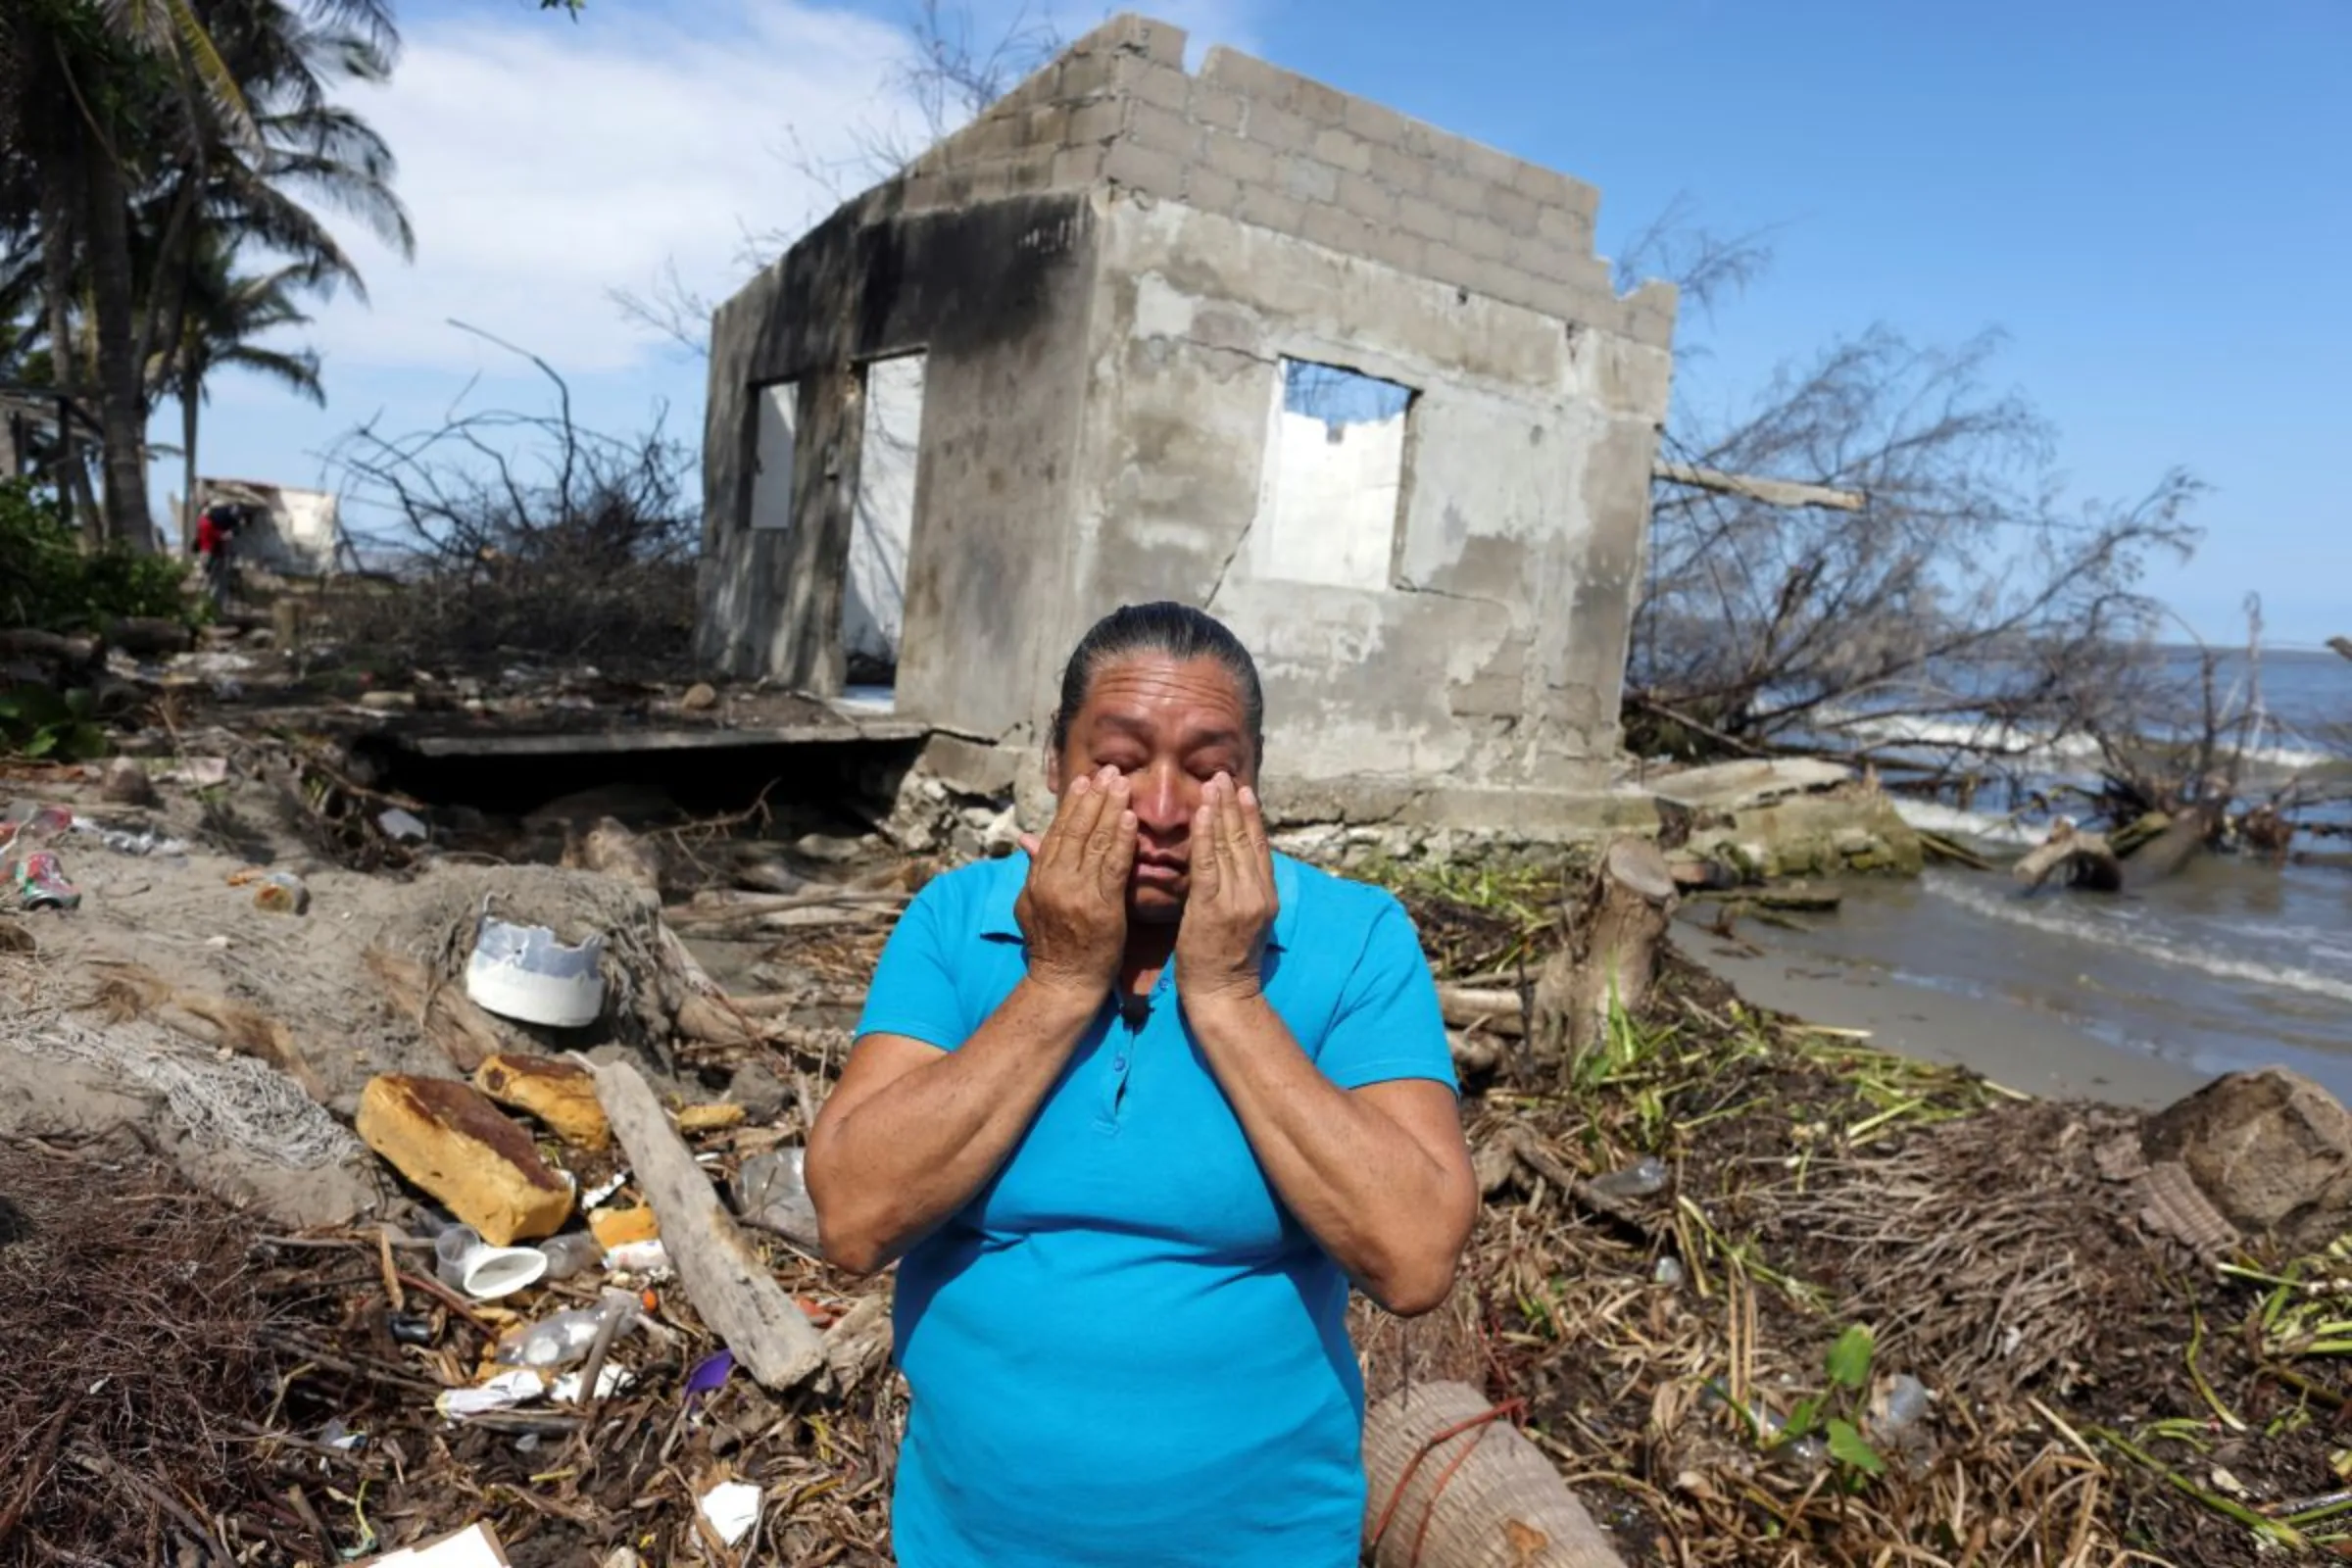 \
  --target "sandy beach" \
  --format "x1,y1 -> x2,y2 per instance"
1677,902 -> 2218,1109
